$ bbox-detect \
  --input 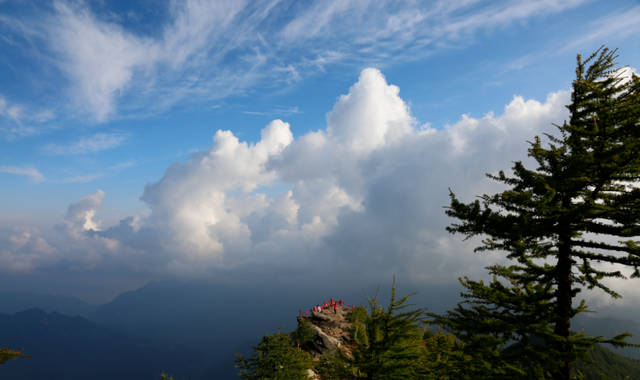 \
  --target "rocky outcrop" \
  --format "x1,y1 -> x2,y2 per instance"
297,305 -> 354,360
310,311 -> 330,322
